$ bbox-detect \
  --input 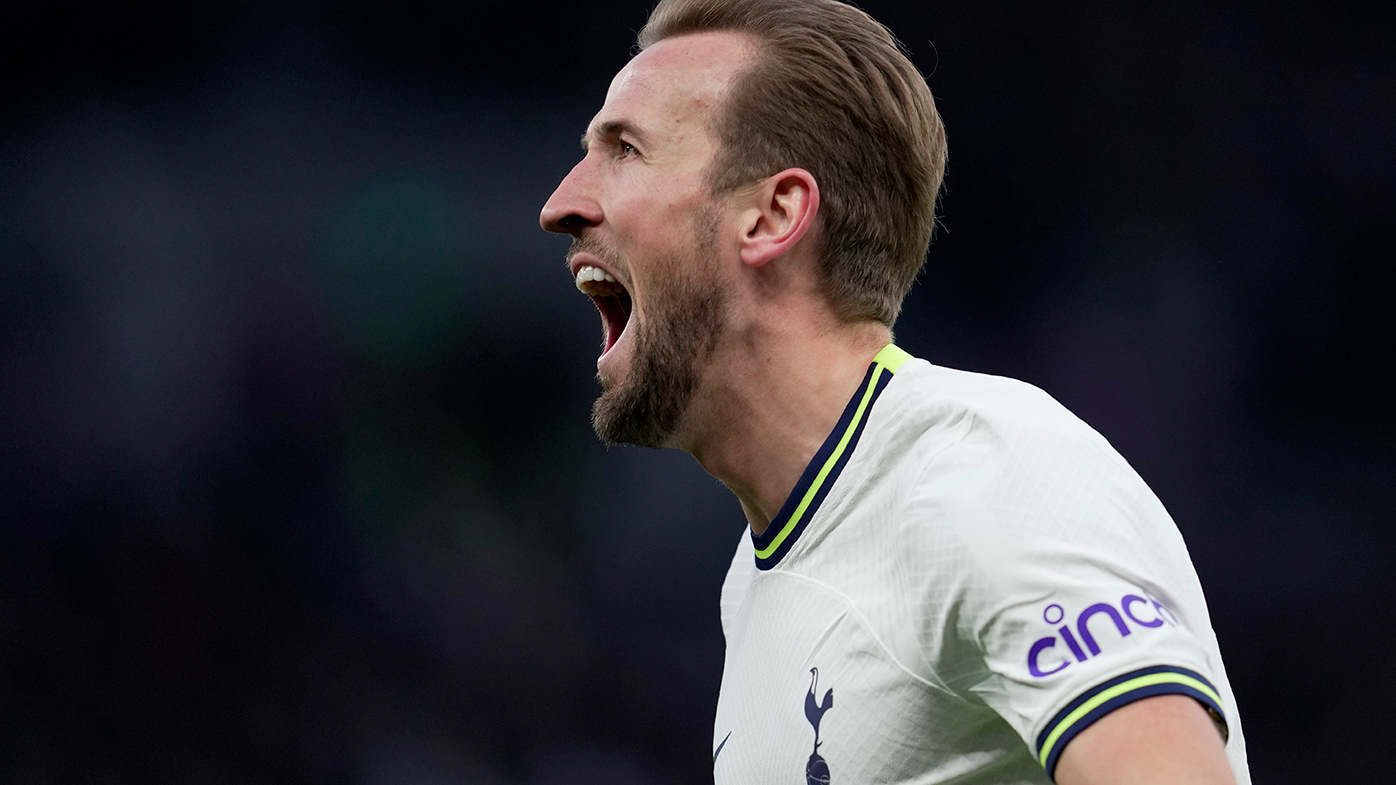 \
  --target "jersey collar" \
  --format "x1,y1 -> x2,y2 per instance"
750,344 -> 912,570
